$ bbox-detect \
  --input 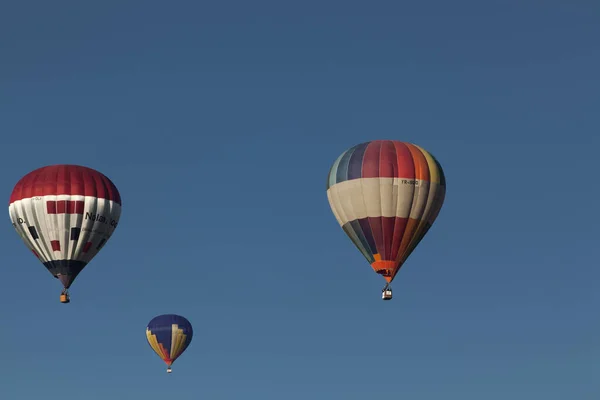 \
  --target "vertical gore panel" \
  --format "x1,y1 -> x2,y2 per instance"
436,158 -> 446,187
342,222 -> 374,263
347,142 -> 369,180
358,218 -> 377,255
390,217 -> 408,261
380,216 -> 396,260
327,153 -> 345,189
56,166 -> 68,195
362,141 -> 382,178
348,219 -> 374,259
367,217 -> 384,257
378,141 -> 398,178
378,142 -> 398,259
335,147 -> 356,184
393,142 -> 416,179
